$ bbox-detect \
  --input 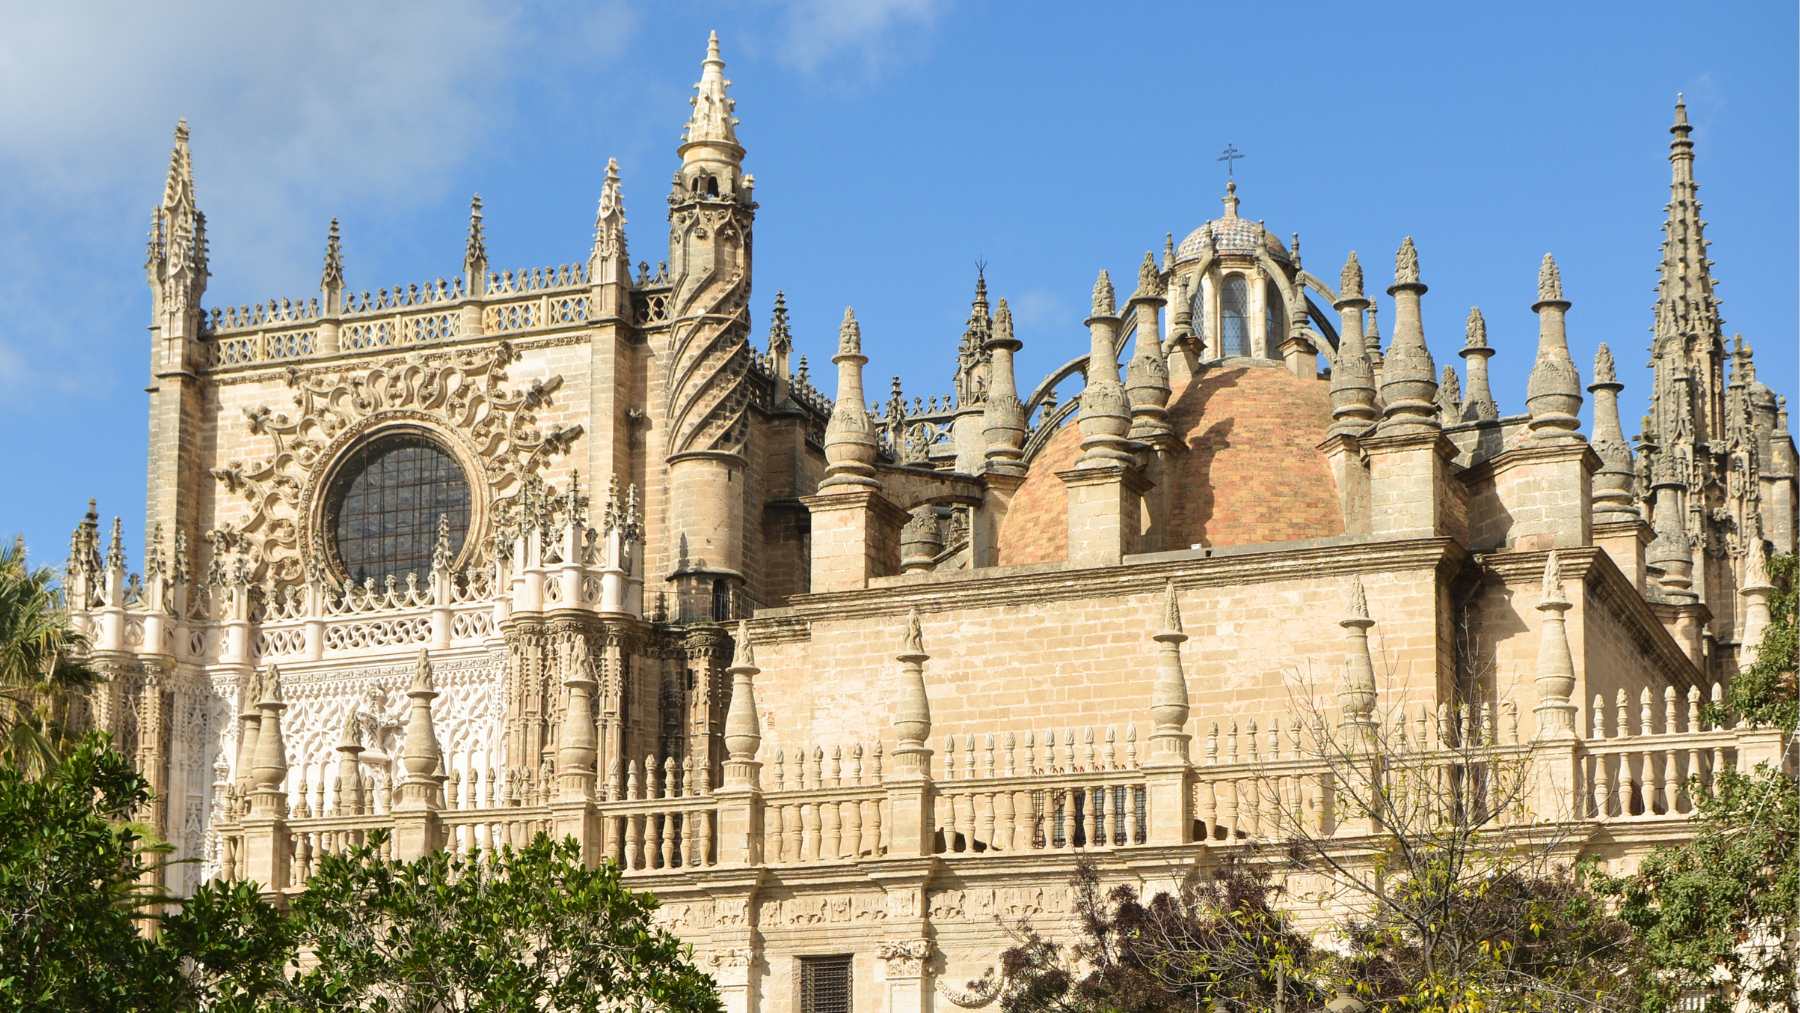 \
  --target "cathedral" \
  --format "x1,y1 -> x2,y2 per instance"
63,32 -> 1795,1012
